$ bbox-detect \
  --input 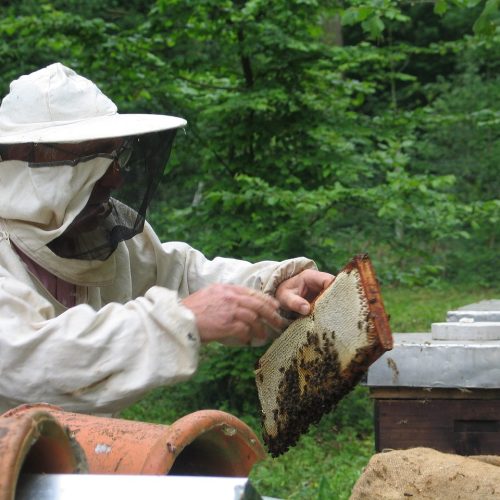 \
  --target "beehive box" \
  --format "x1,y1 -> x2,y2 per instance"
368,302 -> 500,456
